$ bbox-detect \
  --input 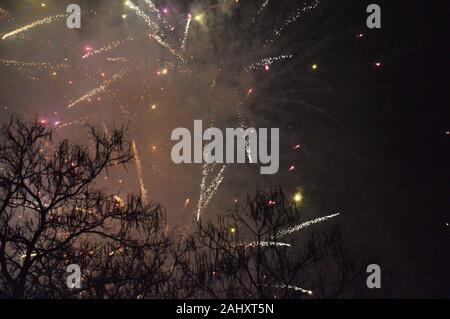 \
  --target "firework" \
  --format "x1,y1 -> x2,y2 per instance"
195,163 -> 226,221
57,115 -> 97,130
266,0 -> 320,44
2,13 -> 66,40
106,57 -> 130,63
246,55 -> 293,71
125,1 -> 183,60
132,140 -> 148,205
125,0 -> 159,31
143,0 -> 174,31
67,70 -> 128,109
180,15 -> 191,53
82,36 -> 135,59
276,213 -> 340,238
273,283 -> 313,295
183,198 -> 190,209
0,59 -> 68,74
251,0 -> 270,24
1,0 -> 334,235
240,241 -> 291,248
21,252 -> 38,259
0,59 -> 51,68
